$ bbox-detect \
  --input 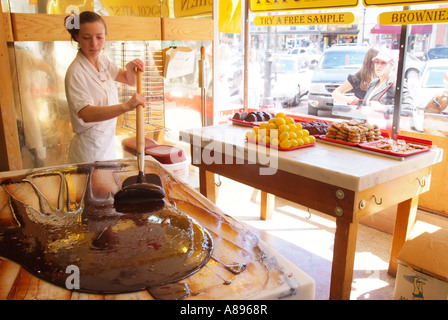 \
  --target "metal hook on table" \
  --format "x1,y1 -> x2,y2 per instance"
372,195 -> 382,205
215,175 -> 222,187
416,177 -> 426,187
305,208 -> 312,220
